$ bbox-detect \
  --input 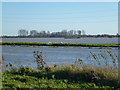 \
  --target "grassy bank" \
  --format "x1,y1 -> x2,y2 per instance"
0,42 -> 120,47
2,65 -> 120,89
